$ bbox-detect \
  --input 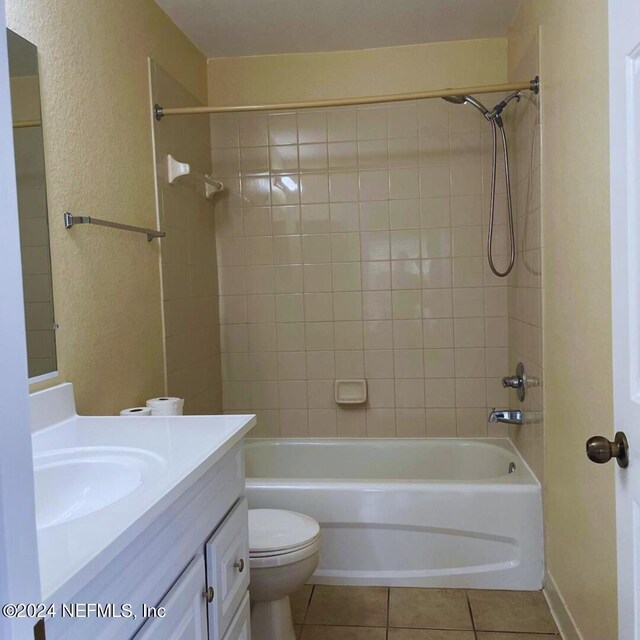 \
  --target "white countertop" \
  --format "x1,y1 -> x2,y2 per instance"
30,384 -> 256,603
